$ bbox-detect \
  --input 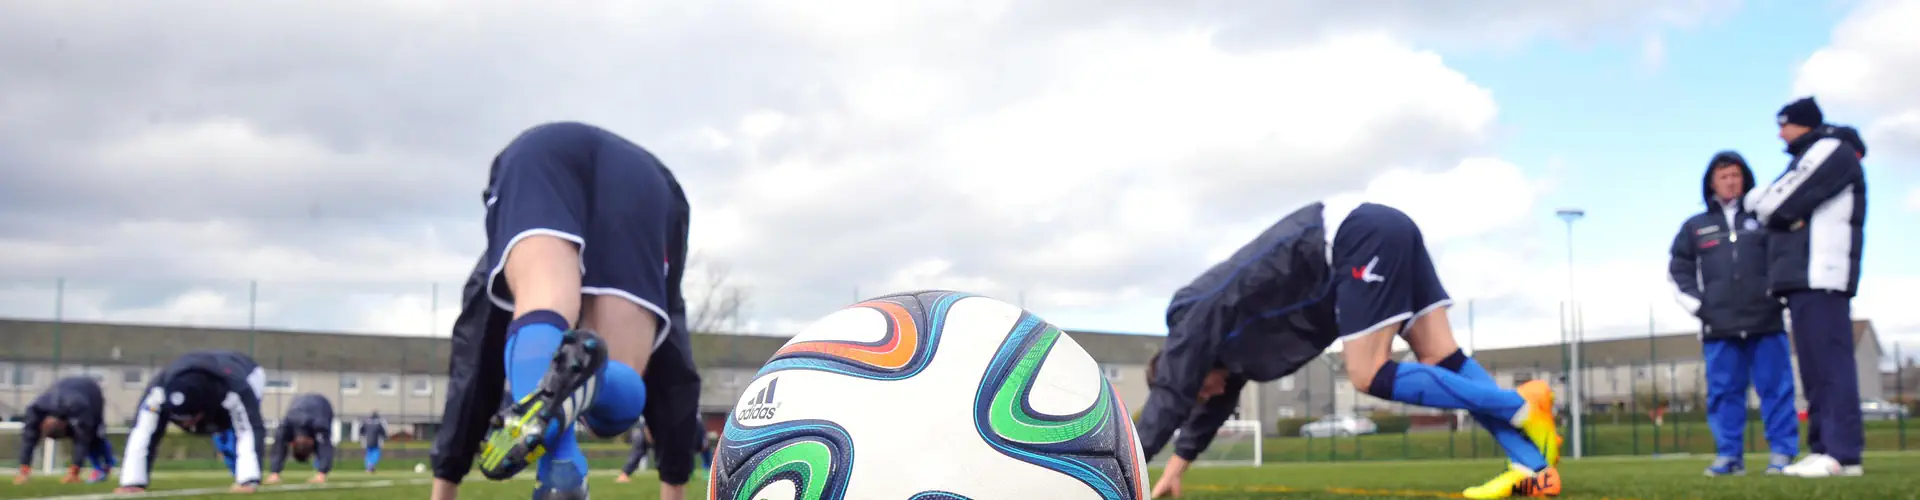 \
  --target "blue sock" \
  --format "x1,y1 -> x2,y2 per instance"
1368,360 -> 1526,421
583,361 -> 647,437
1439,350 -> 1549,472
503,310 -> 587,482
